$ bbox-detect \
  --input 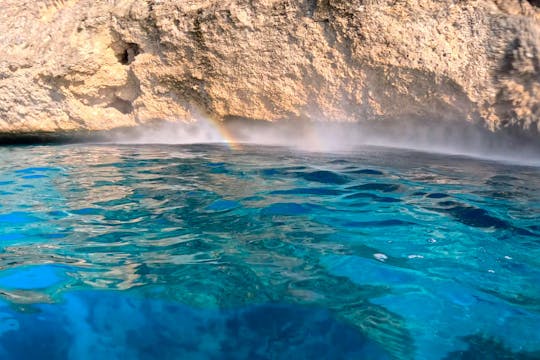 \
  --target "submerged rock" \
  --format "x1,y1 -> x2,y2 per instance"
0,0 -> 538,140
